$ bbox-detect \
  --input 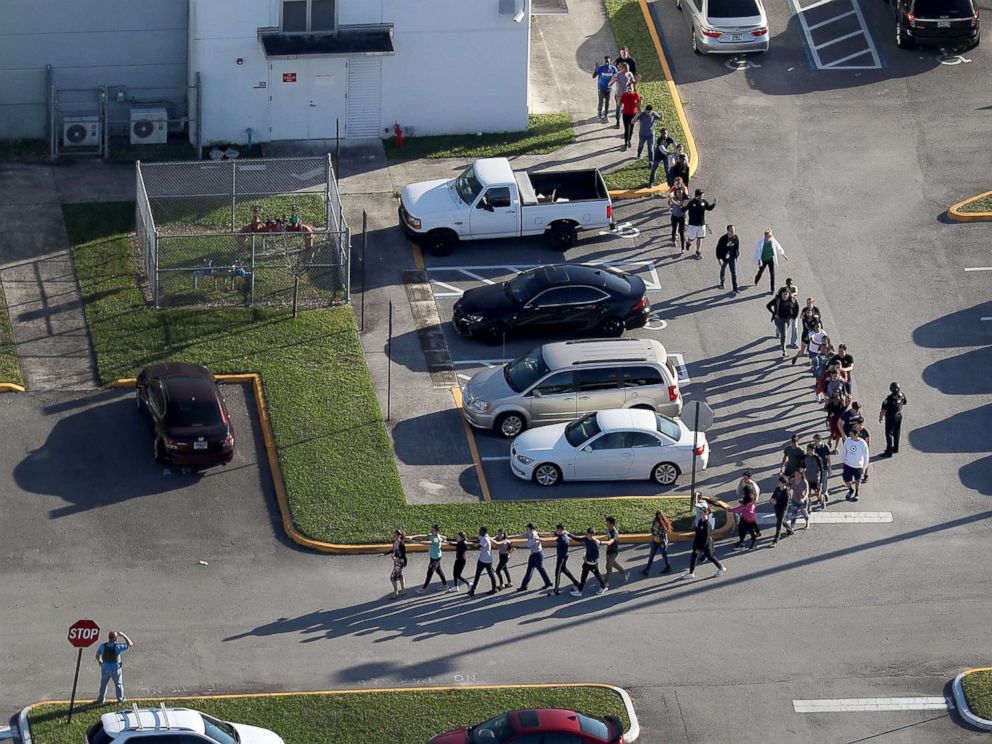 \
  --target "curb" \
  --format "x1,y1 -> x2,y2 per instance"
0,383 -> 25,393
952,668 -> 992,731
19,683 -> 640,741
948,191 -> 992,222
110,375 -> 735,554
